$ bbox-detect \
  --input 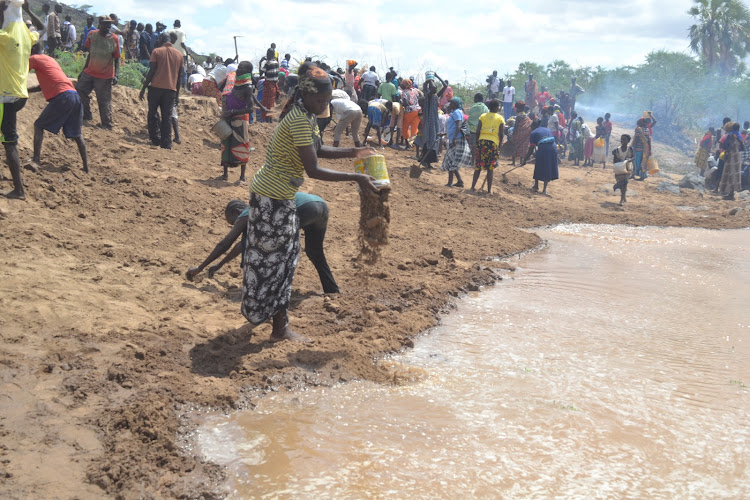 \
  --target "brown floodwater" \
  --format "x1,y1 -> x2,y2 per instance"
197,225 -> 750,499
